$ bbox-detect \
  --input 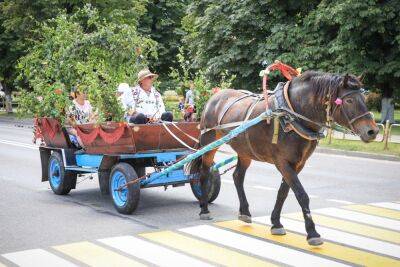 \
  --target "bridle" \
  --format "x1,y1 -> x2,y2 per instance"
326,89 -> 372,134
